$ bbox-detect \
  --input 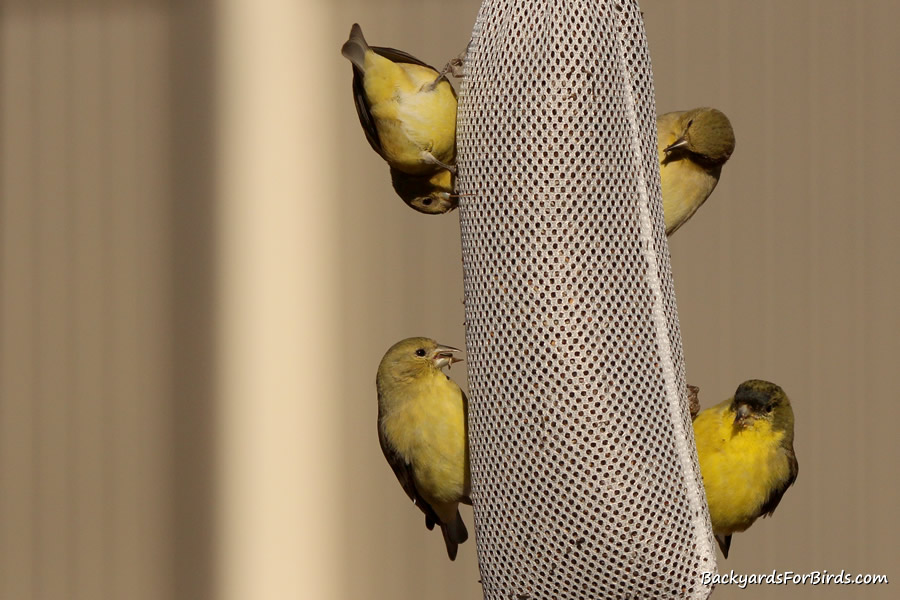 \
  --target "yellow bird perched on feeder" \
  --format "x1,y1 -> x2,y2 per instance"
376,337 -> 471,560
693,379 -> 798,558
657,107 -> 736,236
